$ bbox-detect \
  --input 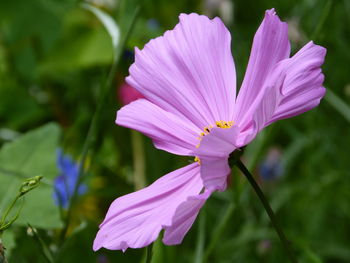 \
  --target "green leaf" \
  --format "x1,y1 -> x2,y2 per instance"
82,3 -> 120,53
38,8 -> 114,75
0,123 -> 62,228
39,25 -> 113,74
